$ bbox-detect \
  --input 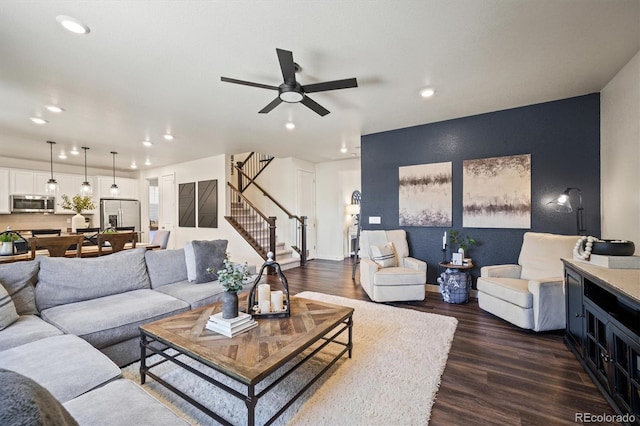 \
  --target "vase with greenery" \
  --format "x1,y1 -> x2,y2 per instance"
208,256 -> 251,319
448,230 -> 477,258
60,195 -> 95,232
0,231 -> 18,255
